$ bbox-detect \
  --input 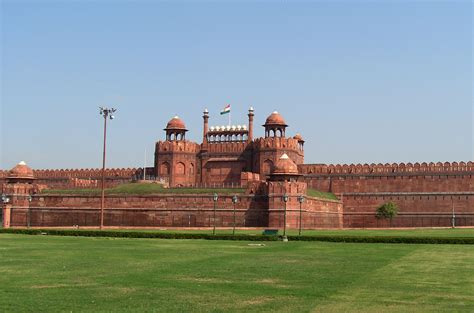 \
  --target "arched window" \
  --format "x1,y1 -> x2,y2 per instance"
189,163 -> 195,175
263,159 -> 274,176
160,162 -> 170,176
176,162 -> 186,175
